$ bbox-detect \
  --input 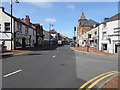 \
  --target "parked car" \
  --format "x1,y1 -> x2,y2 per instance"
70,42 -> 75,47
58,40 -> 62,46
